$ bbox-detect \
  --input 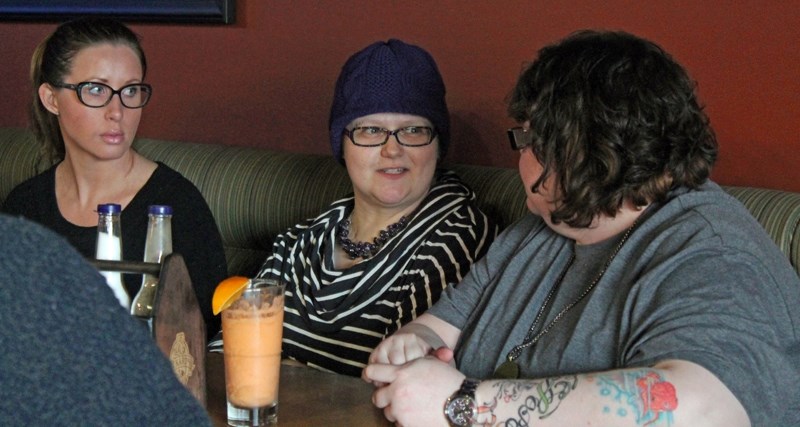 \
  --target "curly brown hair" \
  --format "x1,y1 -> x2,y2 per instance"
508,30 -> 717,228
